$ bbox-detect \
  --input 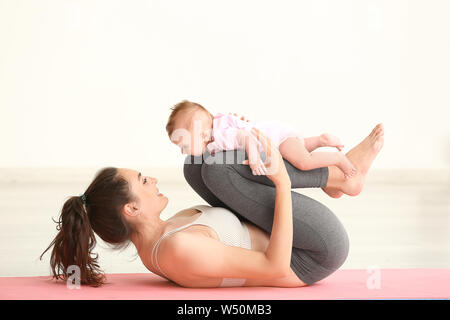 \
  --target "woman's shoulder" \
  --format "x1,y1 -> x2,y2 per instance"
171,207 -> 200,218
160,206 -> 216,248
154,223 -> 218,282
